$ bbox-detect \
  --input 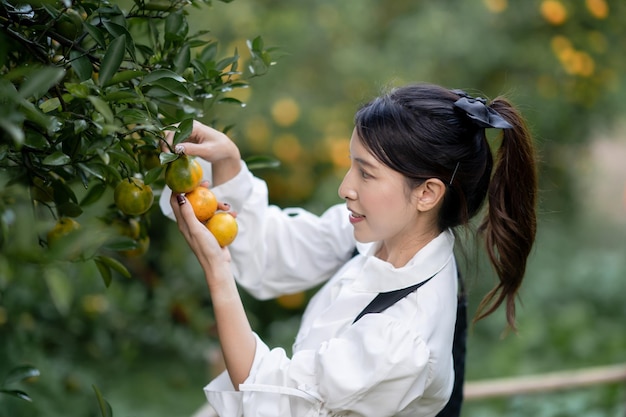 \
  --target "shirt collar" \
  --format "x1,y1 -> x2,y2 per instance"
350,229 -> 455,293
